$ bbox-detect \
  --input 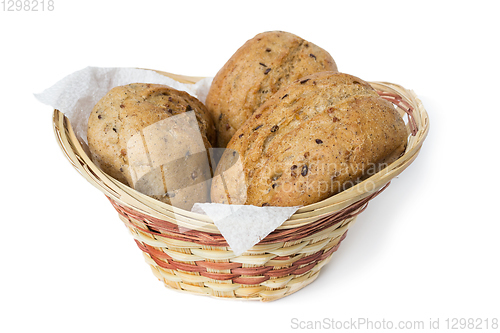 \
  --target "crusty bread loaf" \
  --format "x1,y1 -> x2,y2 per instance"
206,30 -> 338,148
87,83 -> 216,210
211,72 -> 408,207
